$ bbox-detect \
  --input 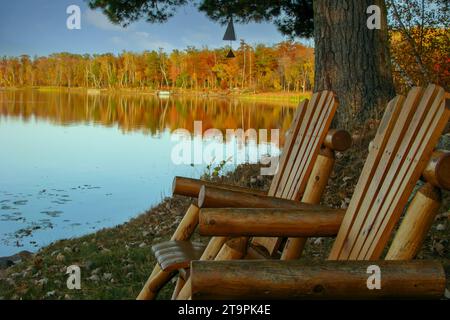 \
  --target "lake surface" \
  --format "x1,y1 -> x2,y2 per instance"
0,89 -> 295,256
